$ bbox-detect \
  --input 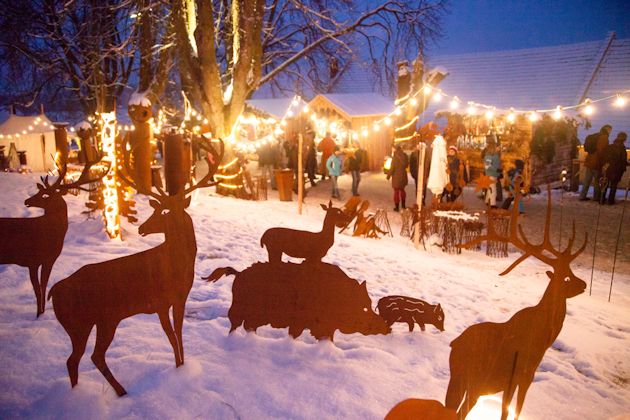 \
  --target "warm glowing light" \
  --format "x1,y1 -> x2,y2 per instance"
450,97 -> 460,110
394,107 -> 402,116
311,113 -> 317,121
361,128 -> 368,137
373,124 -> 380,132
384,117 -> 392,126
583,100 -> 594,116
203,118 -> 209,124
292,97 -> 300,107
28,125 -> 33,130
507,112 -> 516,123
280,120 -> 287,126
433,92 -> 442,102
528,111 -> 540,122
485,109 -> 494,120
302,105 -> 309,113
329,121 -> 337,131
553,106 -> 563,120
614,95 -> 626,108
423,85 -> 432,95
467,396 -> 516,420
352,132 -> 359,140
286,110 -> 294,117
410,98 -> 418,106
100,112 -> 120,240
466,104 -> 477,115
